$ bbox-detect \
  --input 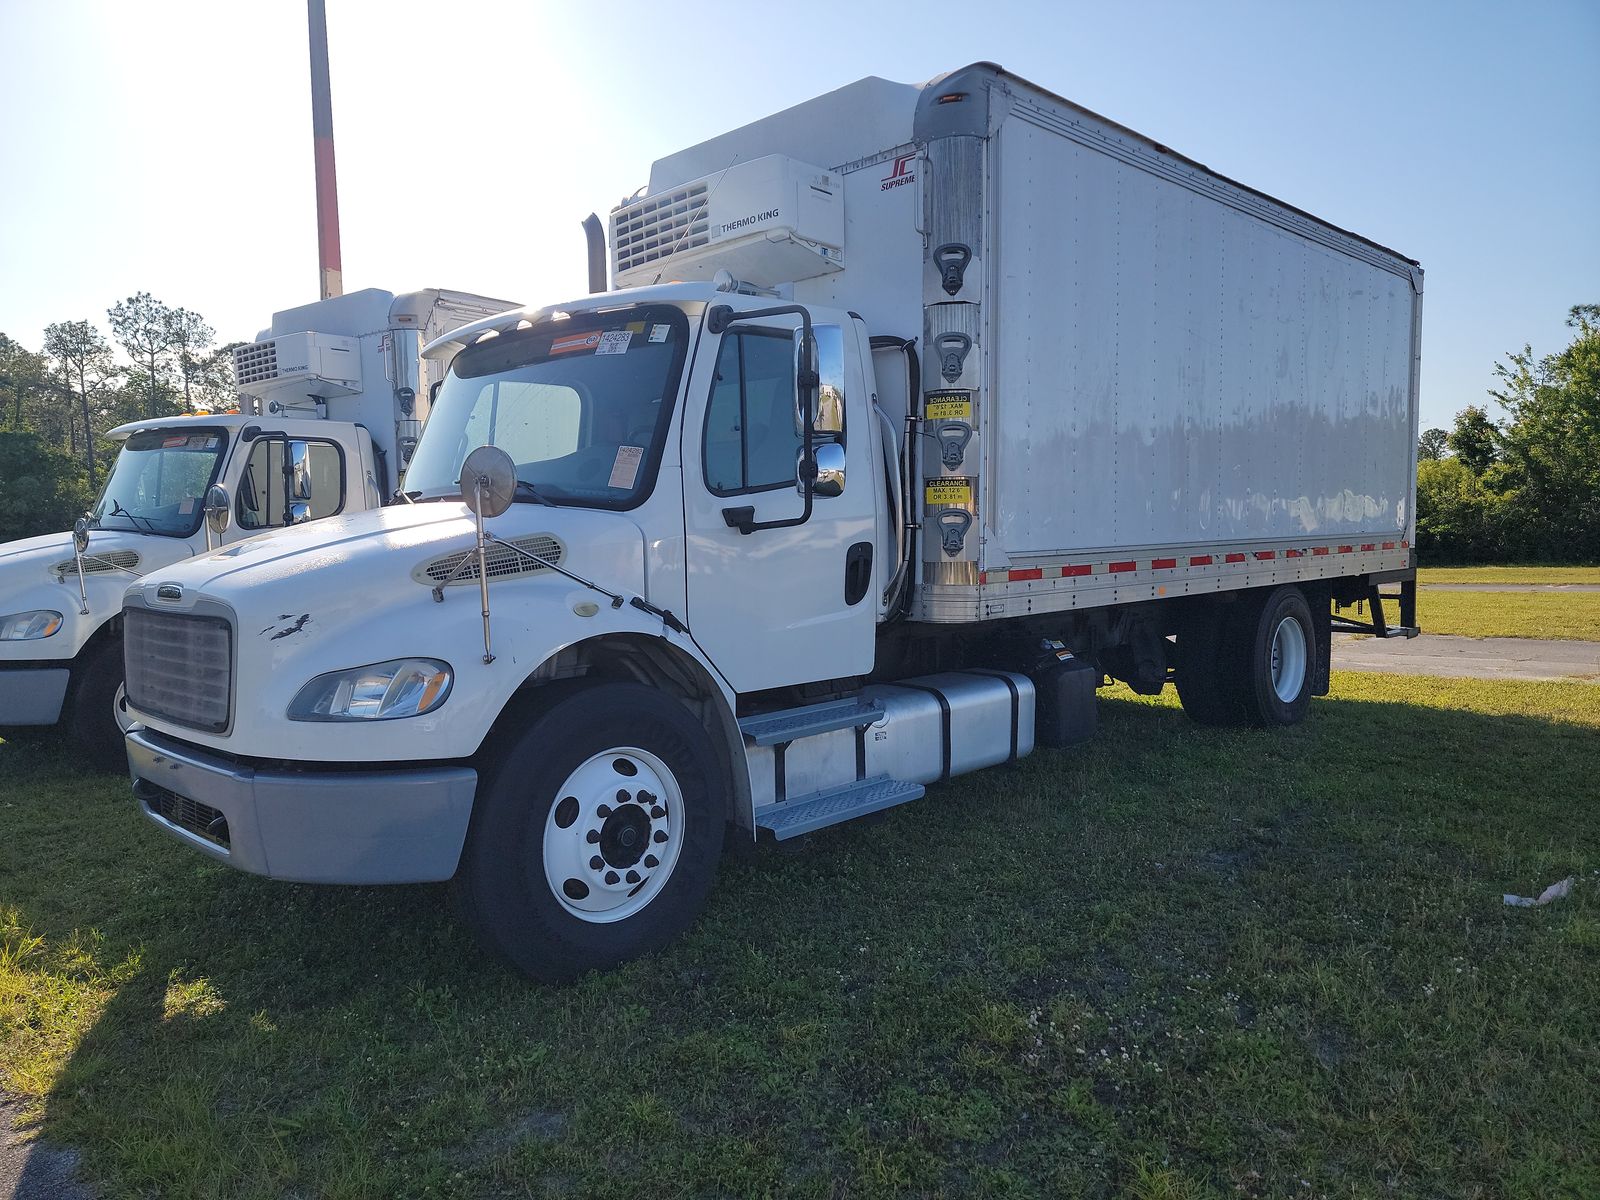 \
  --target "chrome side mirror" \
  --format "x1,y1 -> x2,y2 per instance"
800,441 -> 846,499
72,515 -> 90,554
287,440 -> 313,502
794,325 -> 846,439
